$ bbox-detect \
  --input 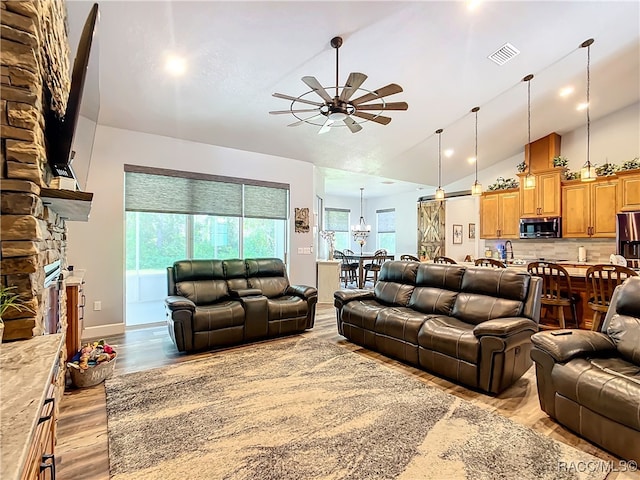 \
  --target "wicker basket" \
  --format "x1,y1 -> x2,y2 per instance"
70,356 -> 117,388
